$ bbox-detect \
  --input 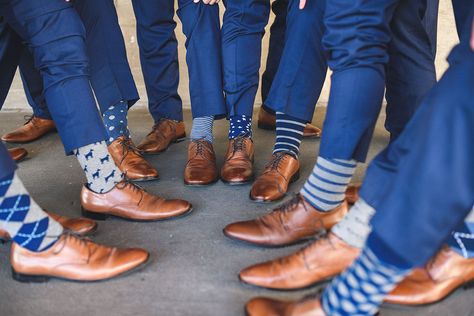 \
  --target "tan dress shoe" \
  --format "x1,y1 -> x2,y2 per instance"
246,296 -> 326,316
80,179 -> 193,221
8,147 -> 28,162
223,194 -> 348,247
108,136 -> 159,182
240,232 -> 359,290
385,246 -> 474,305
2,116 -> 56,143
257,107 -> 322,138
250,152 -> 300,202
137,119 -> 186,154
184,139 -> 218,185
10,233 -> 149,282
0,211 -> 97,242
221,136 -> 254,185
345,183 -> 361,204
